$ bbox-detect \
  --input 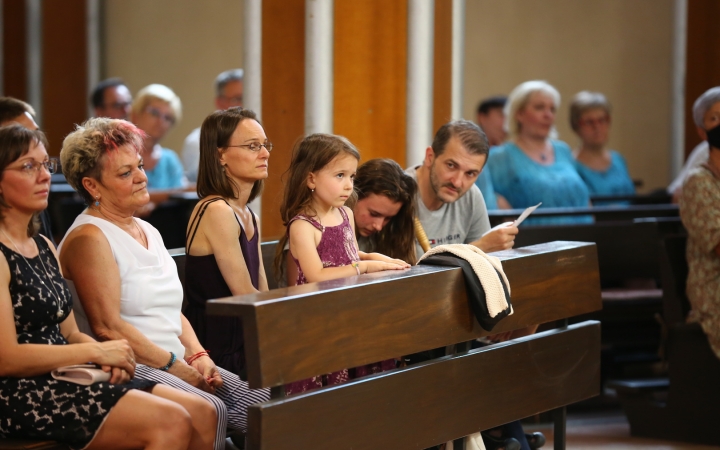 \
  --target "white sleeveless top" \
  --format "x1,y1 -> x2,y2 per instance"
58,214 -> 185,357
